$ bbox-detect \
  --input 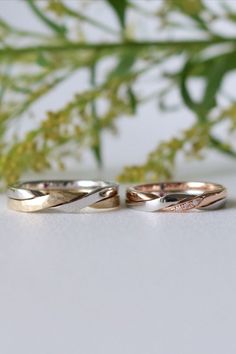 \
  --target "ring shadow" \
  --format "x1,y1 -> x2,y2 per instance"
225,198 -> 236,210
